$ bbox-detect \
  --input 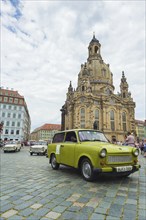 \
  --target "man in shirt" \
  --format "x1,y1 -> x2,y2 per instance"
126,132 -> 135,147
